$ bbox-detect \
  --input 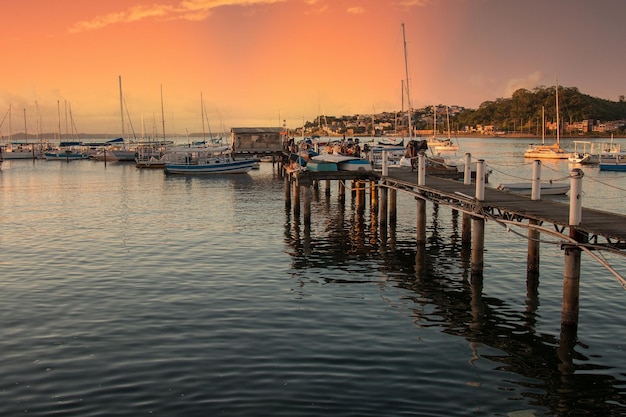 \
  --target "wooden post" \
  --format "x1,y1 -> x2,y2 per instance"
416,198 -> 426,244
389,188 -> 397,226
356,180 -> 365,214
370,180 -> 378,213
561,168 -> 585,329
475,159 -> 485,201
531,160 -> 542,200
303,184 -> 311,227
418,153 -> 425,186
527,219 -> 540,273
462,212 -> 471,244
325,179 -> 331,196
471,216 -> 485,275
379,184 -> 388,232
463,153 -> 471,185
284,175 -> 291,209
292,177 -> 300,217
338,179 -> 345,203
